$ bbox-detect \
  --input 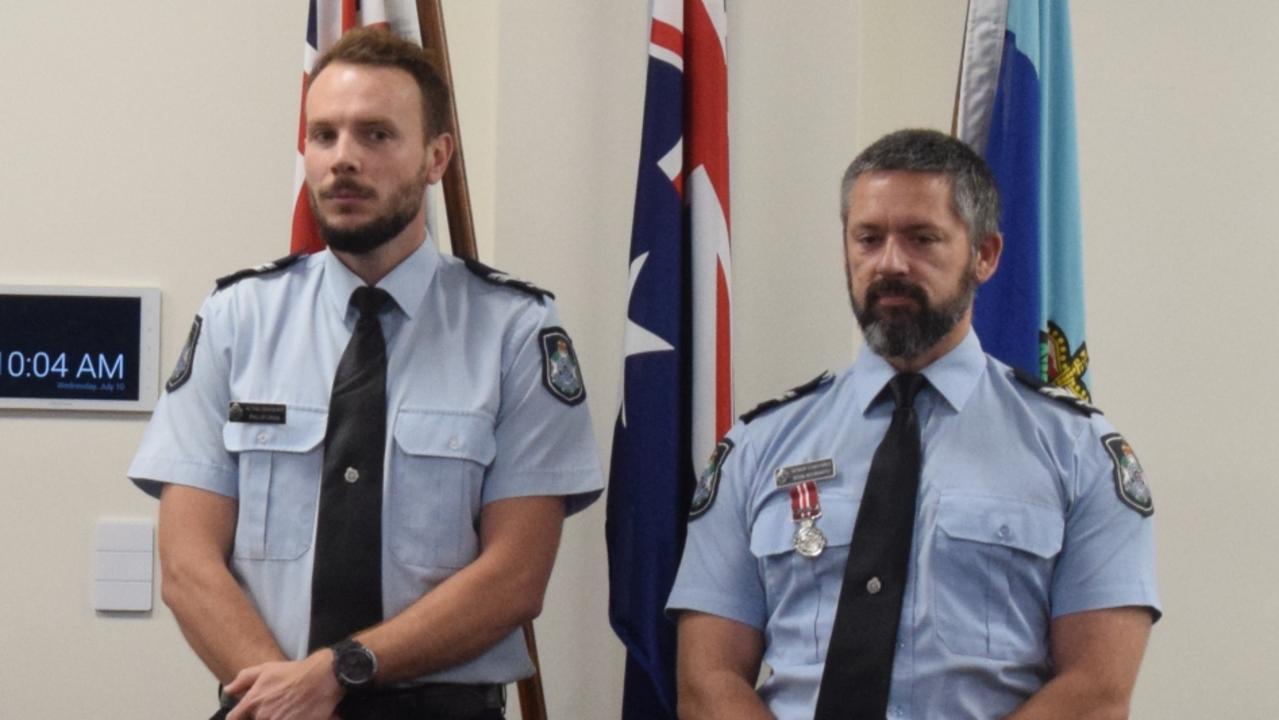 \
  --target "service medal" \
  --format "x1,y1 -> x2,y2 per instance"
788,479 -> 826,559
793,519 -> 827,558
